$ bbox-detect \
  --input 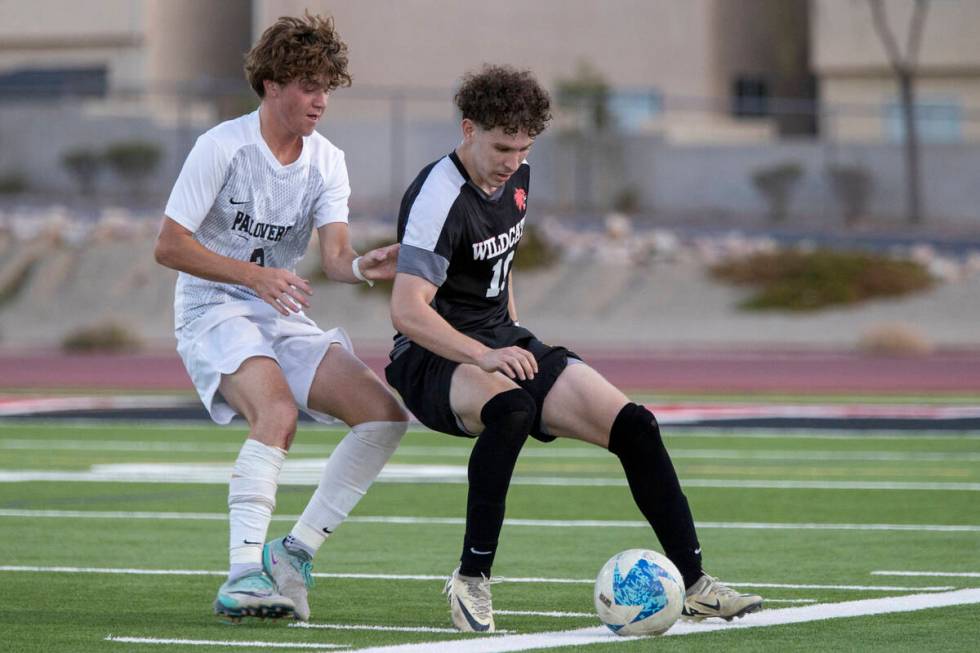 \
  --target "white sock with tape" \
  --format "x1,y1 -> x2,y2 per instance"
227,438 -> 286,579
290,420 -> 406,555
